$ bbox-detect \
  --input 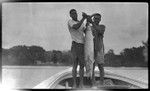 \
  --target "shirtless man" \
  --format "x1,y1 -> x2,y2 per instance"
87,13 -> 105,86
